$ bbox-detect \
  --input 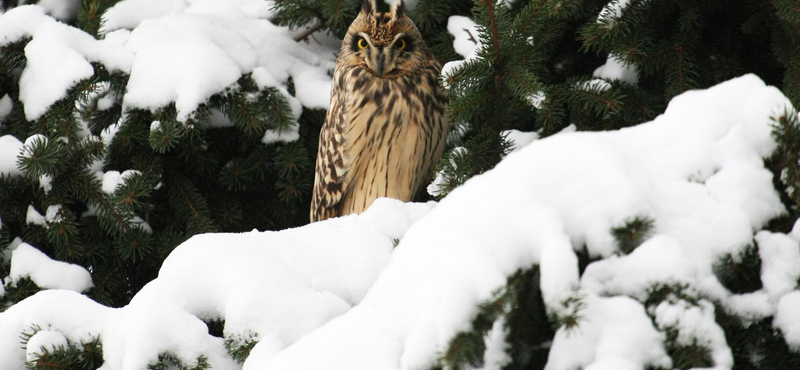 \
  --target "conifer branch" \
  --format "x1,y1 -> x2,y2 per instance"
481,0 -> 502,62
